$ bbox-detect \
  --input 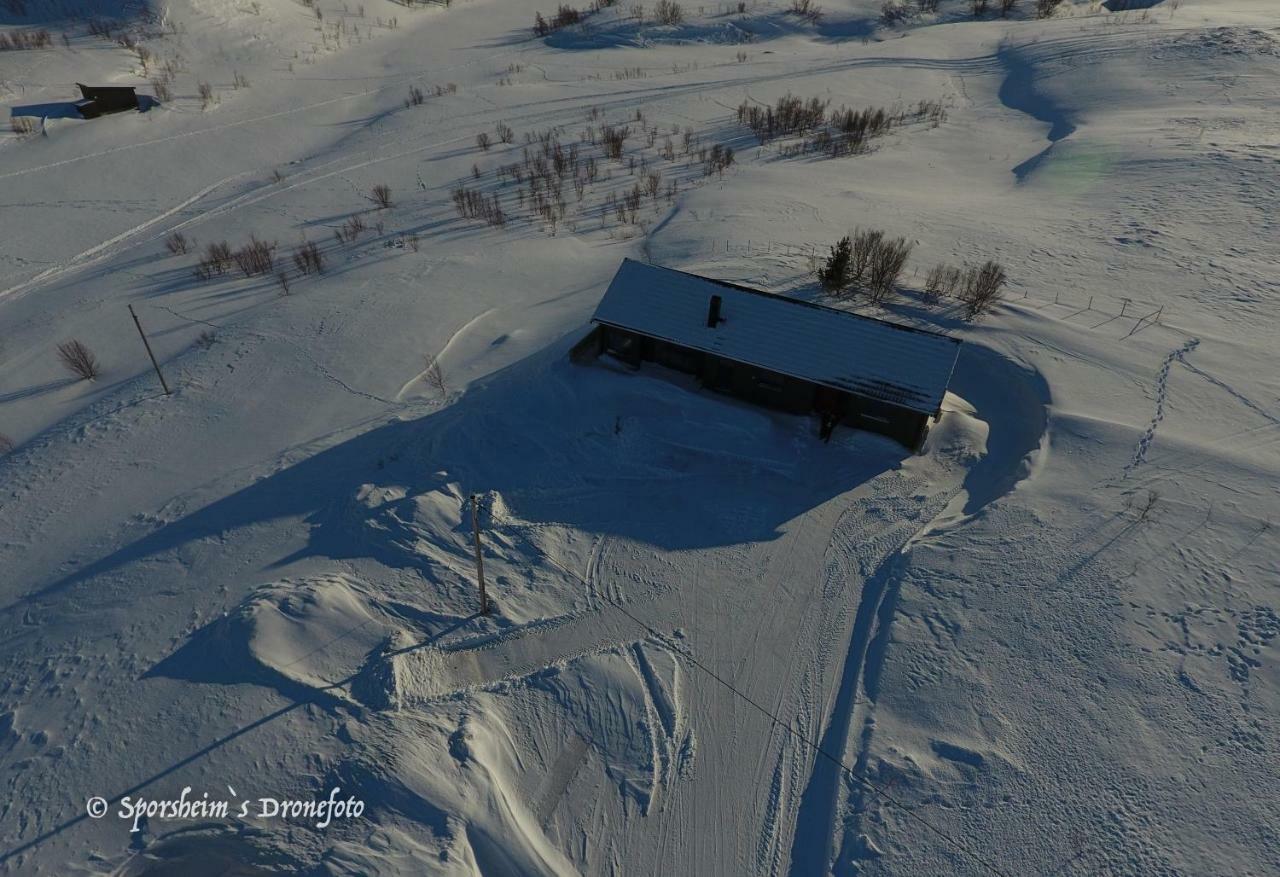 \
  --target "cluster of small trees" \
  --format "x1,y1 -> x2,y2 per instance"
653,0 -> 684,24
819,230 -> 1007,319
452,104 -> 734,236
192,237 -> 276,279
337,214 -> 368,243
819,230 -> 914,304
738,94 -> 946,158
788,0 -> 823,20
600,124 -> 629,160
925,260 -> 1007,318
293,240 -> 325,274
885,0 -> 1042,21
533,0 -> 619,34
702,143 -> 735,176
534,3 -> 586,35
165,231 -> 192,255
186,231 -> 330,296
737,94 -> 829,142
0,29 -> 51,50
196,241 -> 234,279
451,186 -> 507,227
232,236 -> 276,276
